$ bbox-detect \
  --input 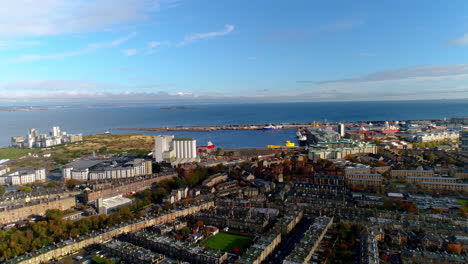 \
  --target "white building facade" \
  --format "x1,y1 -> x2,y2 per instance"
408,131 -> 460,143
173,138 -> 197,159
11,126 -> 82,148
63,159 -> 152,181
338,123 -> 345,137
0,167 -> 46,186
154,135 -> 198,163
155,135 -> 175,162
